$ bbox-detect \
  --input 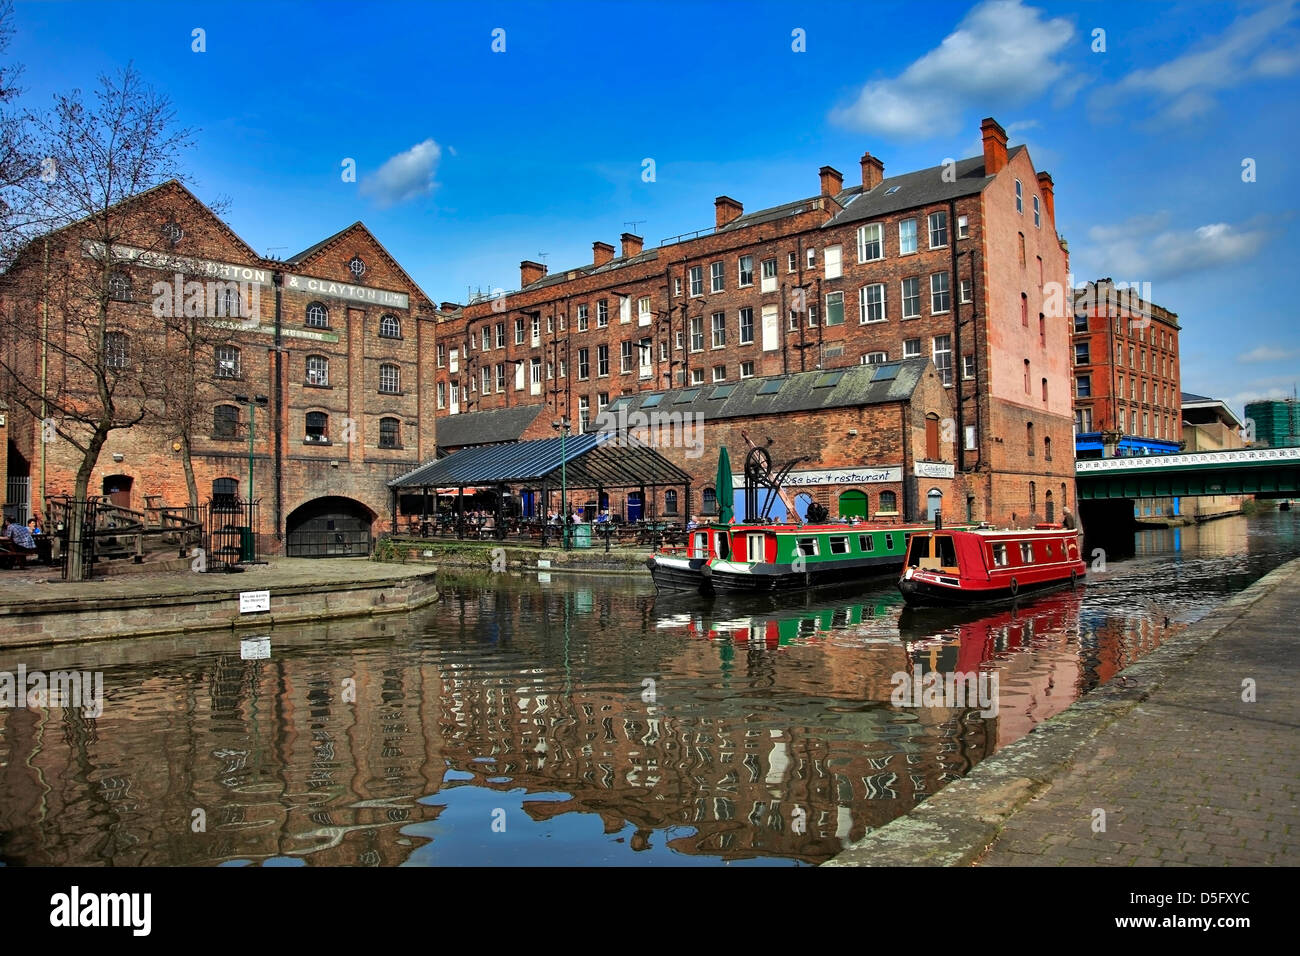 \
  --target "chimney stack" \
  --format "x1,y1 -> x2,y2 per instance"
860,152 -> 884,190
819,165 -> 843,197
440,301 -> 462,313
715,195 -> 743,229
620,232 -> 643,259
592,242 -> 615,267
1036,171 -> 1055,222
520,260 -> 547,286
981,117 -> 1008,175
